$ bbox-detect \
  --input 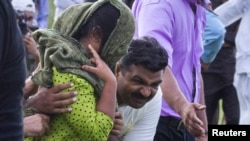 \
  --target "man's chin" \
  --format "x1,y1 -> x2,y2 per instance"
130,103 -> 146,109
